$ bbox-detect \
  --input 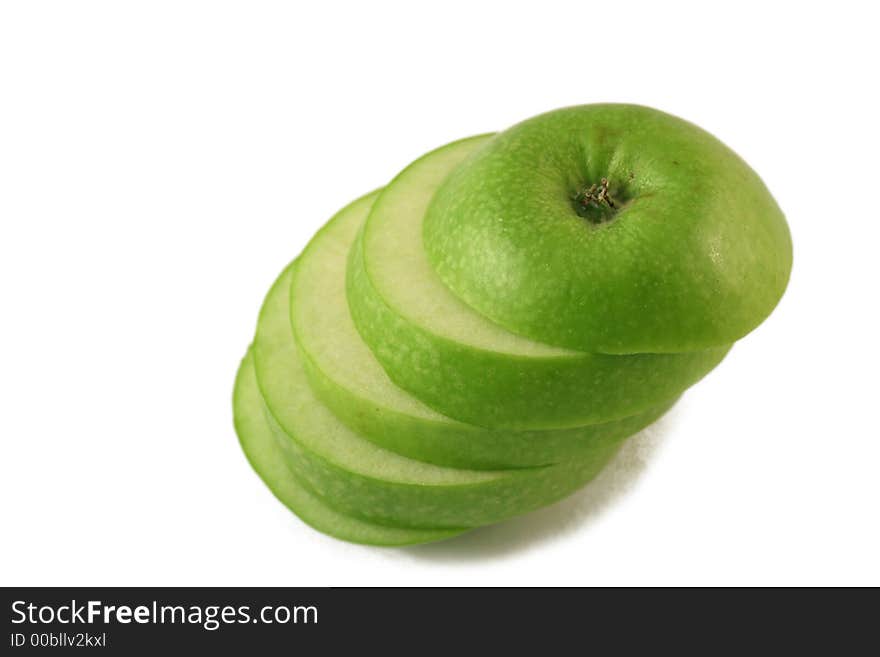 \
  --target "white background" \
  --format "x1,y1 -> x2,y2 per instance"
1,1 -> 878,587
